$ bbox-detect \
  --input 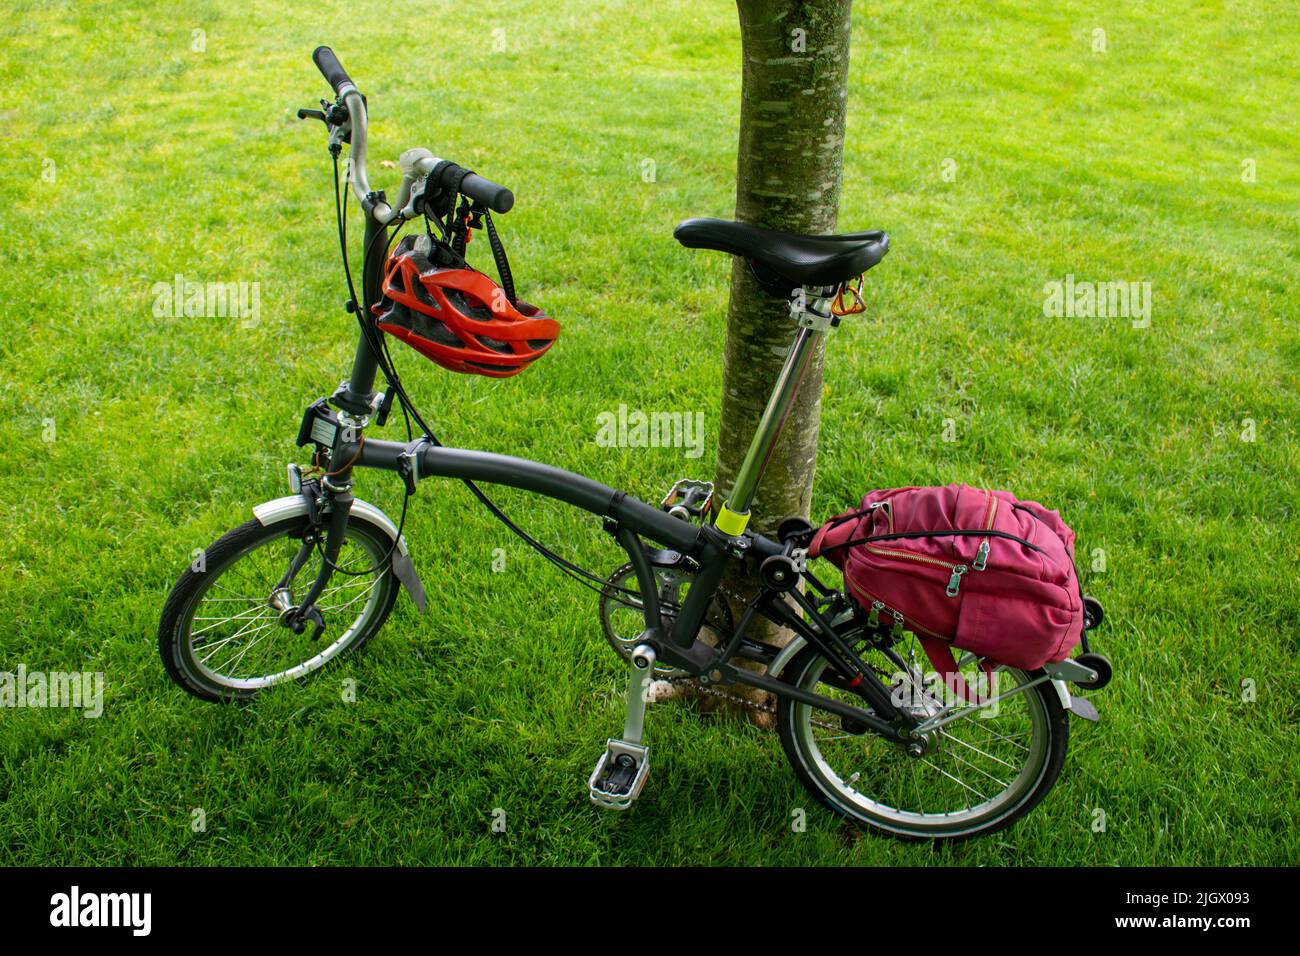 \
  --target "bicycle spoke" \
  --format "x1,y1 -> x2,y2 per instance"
193,607 -> 274,647
218,624 -> 281,675
208,581 -> 264,602
321,580 -> 378,616
958,720 -> 1032,753
941,730 -> 1021,770
198,617 -> 277,663
791,644 -> 1054,833
191,605 -> 271,635
941,744 -> 1013,789
919,757 -> 986,803
181,523 -> 388,691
